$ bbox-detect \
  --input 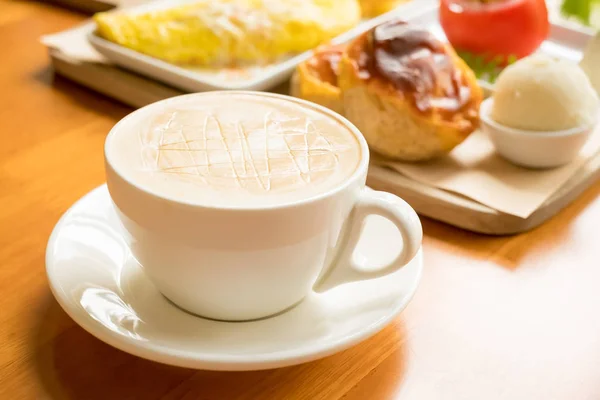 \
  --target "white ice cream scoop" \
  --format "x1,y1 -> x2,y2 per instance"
492,54 -> 598,132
